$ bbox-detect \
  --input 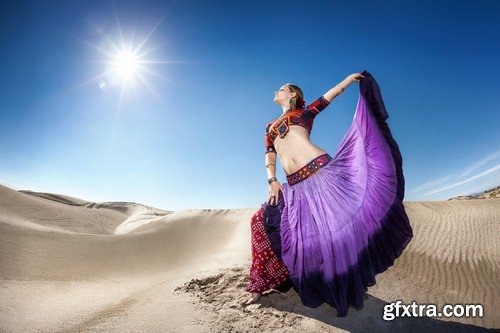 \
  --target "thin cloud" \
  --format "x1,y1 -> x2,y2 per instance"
411,150 -> 500,194
459,150 -> 500,177
411,174 -> 454,193
422,164 -> 500,196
